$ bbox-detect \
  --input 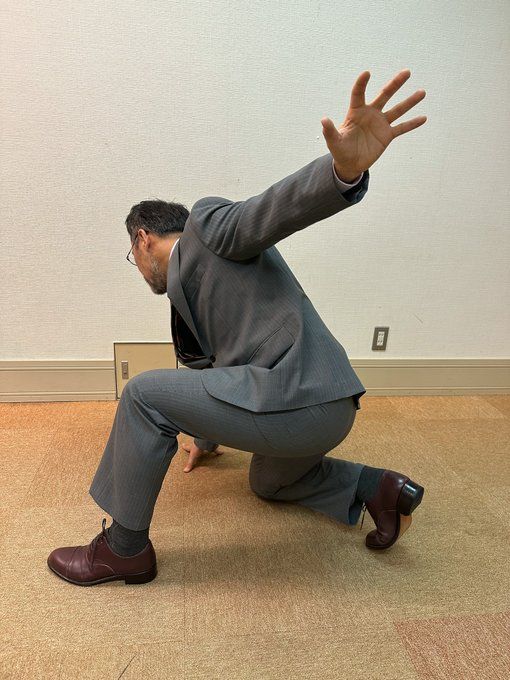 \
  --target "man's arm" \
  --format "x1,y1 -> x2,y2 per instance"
188,68 -> 427,262
332,157 -> 364,189
188,152 -> 369,261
